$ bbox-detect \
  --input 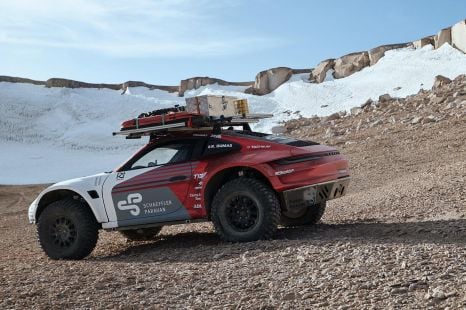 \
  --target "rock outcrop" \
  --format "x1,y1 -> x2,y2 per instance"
435,27 -> 452,48
451,20 -> 466,53
309,19 -> 466,84
45,78 -> 121,90
0,76 -> 45,86
333,52 -> 370,79
122,81 -> 178,93
44,78 -> 178,93
368,43 -> 410,65
178,77 -> 252,97
248,67 -> 293,95
310,59 -> 335,83
413,36 -> 435,49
